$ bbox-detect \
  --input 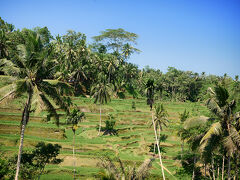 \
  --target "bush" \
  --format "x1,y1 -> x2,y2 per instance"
149,134 -> 168,154
132,101 -> 136,110
7,142 -> 62,180
99,113 -> 118,136
0,158 -> 9,179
